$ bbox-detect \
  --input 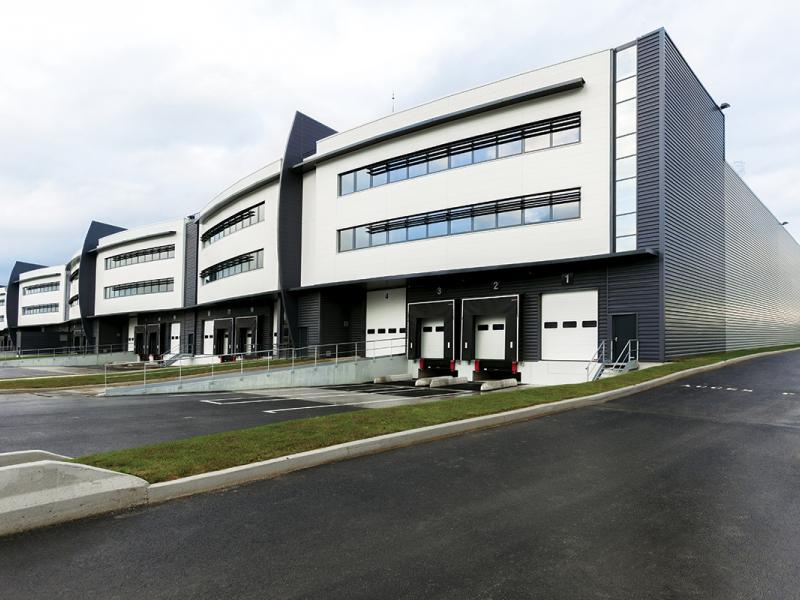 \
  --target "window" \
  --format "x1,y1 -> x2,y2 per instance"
477,324 -> 489,331
336,188 -> 581,252
388,328 -> 397,334
105,244 -> 175,269
68,294 -> 79,307
582,320 -> 598,328
377,328 -> 386,334
615,44 -> 638,252
399,327 -> 406,333
492,324 -> 505,331
422,326 -> 433,332
563,321 -> 577,328
23,282 -> 60,295
367,328 -> 376,334
104,278 -> 174,299
69,269 -> 80,282
22,303 -> 59,315
435,326 -> 445,332
544,322 -> 558,329
337,113 -> 581,195
201,203 -> 265,247
200,250 -> 264,285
